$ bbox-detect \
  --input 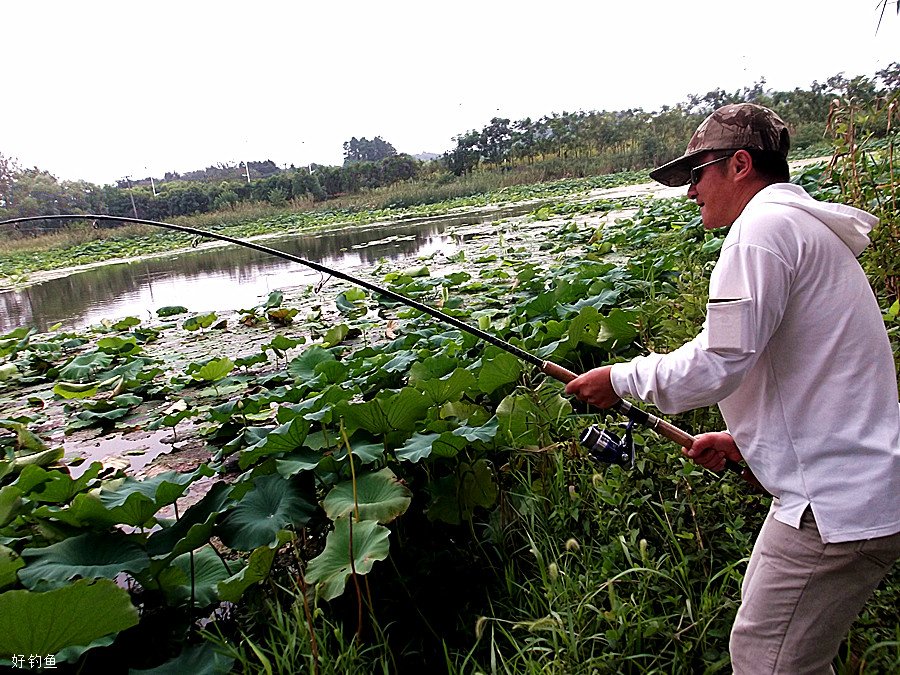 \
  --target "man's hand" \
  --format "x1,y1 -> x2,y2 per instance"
564,365 -> 621,409
683,431 -> 743,473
